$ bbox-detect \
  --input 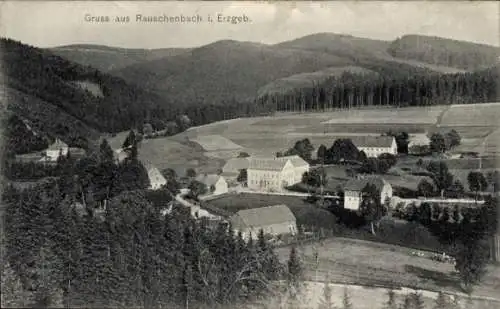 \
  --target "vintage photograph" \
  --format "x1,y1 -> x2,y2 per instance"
1,1 -> 499,308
